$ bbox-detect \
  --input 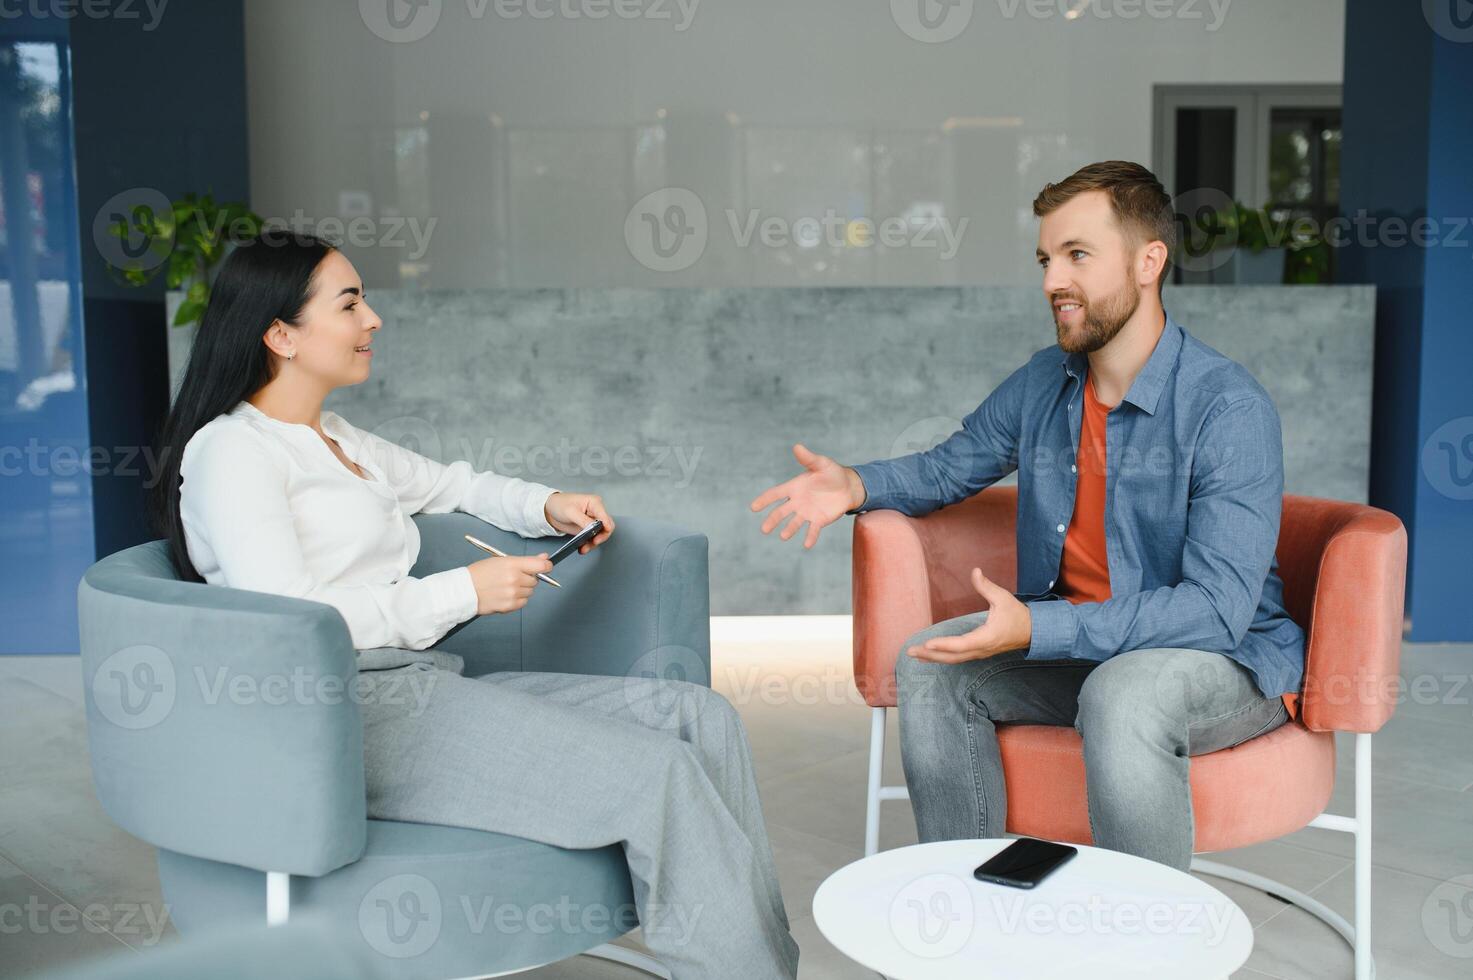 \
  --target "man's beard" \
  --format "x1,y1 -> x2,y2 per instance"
1053,276 -> 1140,354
